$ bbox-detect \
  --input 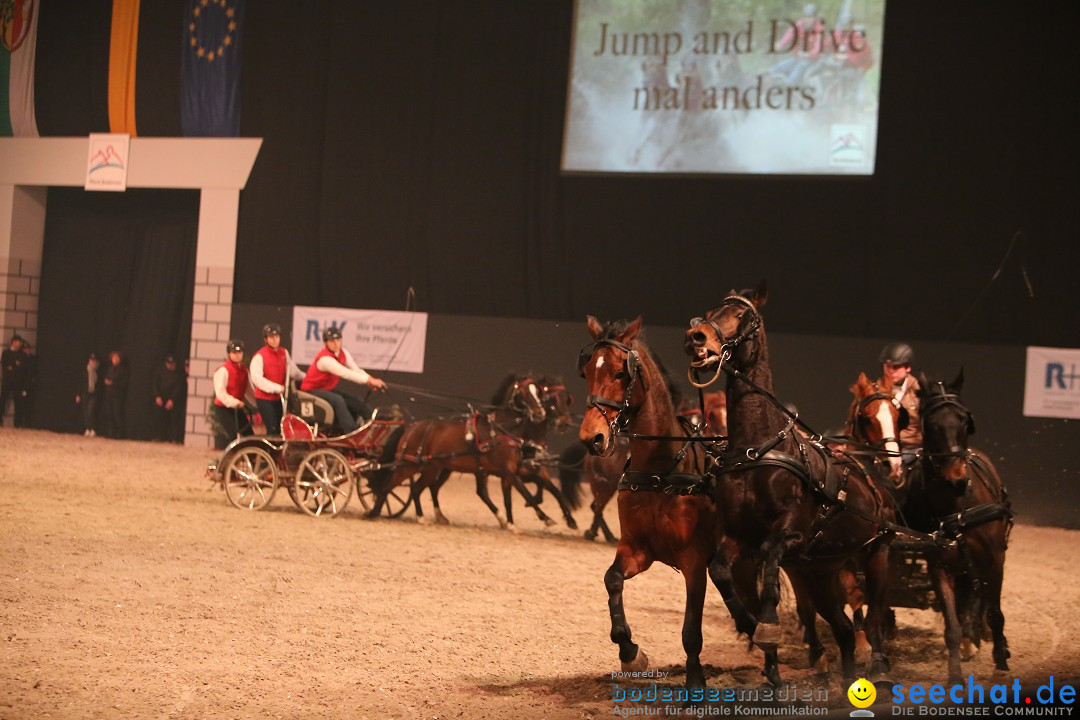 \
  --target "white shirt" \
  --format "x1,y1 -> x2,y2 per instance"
315,348 -> 371,386
213,366 -> 246,409
249,348 -> 305,396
